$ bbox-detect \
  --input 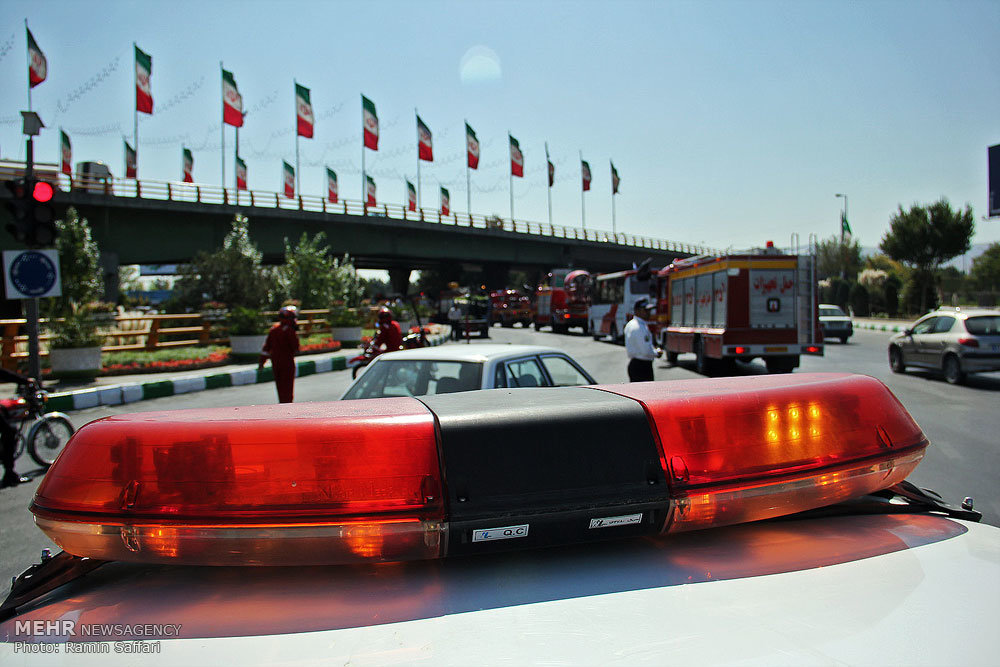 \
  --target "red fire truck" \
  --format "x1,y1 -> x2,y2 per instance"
490,289 -> 533,327
534,269 -> 591,334
654,245 -> 823,375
